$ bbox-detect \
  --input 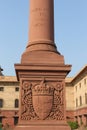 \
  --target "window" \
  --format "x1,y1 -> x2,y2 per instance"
80,96 -> 82,106
79,83 -> 81,89
76,98 -> 78,107
14,117 -> 19,125
0,87 -> 4,91
0,99 -> 3,108
76,86 -> 77,92
85,93 -> 87,104
15,87 -> 19,92
15,99 -> 19,108
0,117 -> 2,123
84,79 -> 86,85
